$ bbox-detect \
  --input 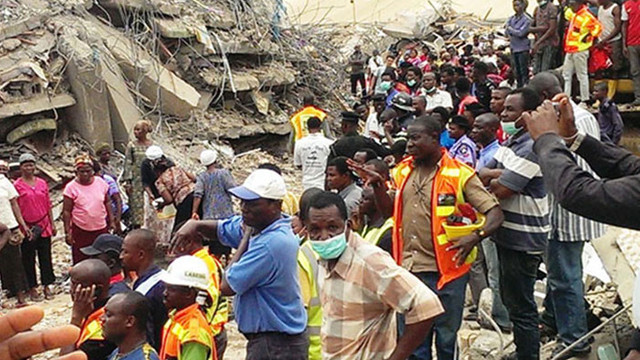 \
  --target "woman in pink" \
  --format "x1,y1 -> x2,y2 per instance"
14,153 -> 56,300
63,155 -> 114,264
